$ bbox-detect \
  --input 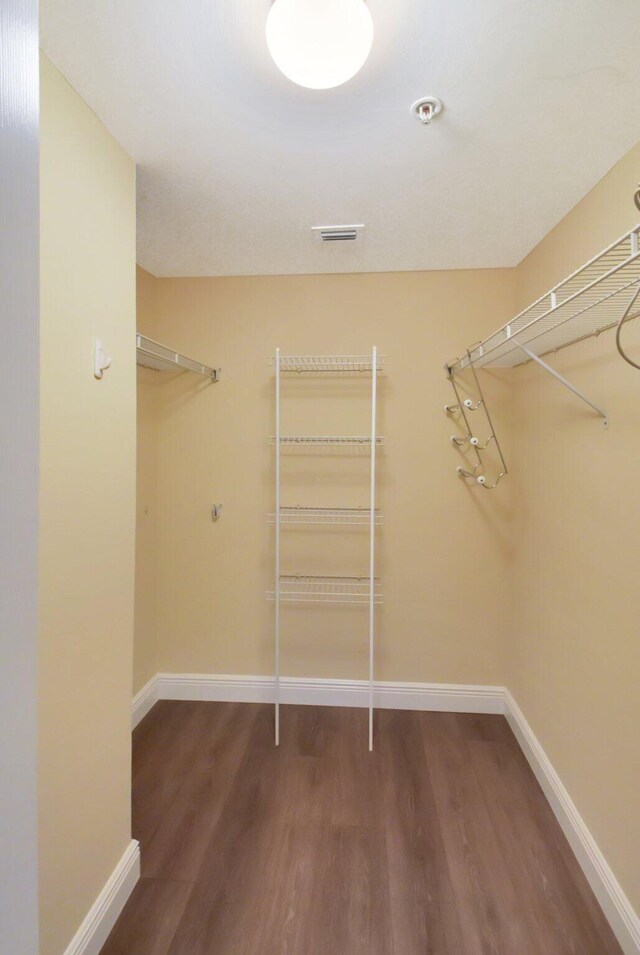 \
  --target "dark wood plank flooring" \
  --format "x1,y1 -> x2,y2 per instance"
100,702 -> 623,955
